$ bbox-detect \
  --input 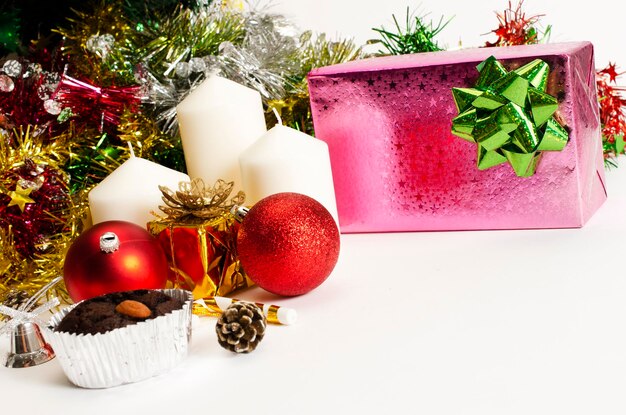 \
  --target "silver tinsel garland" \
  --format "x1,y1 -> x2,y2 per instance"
137,6 -> 297,136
